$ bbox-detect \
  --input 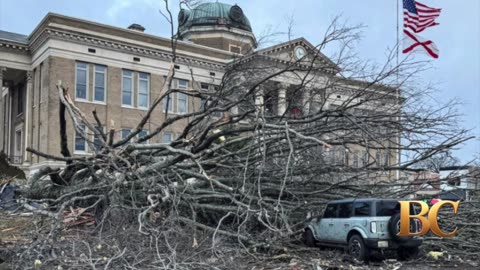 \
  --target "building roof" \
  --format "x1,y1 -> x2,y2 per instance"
0,30 -> 28,44
178,2 -> 252,33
